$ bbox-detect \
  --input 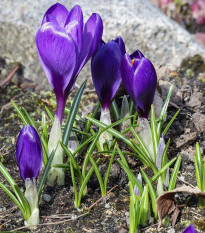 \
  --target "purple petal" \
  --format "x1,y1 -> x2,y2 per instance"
36,22 -> 77,121
91,41 -> 122,109
121,53 -> 157,118
130,50 -> 144,60
16,125 -> 42,181
65,5 -> 83,55
134,173 -> 142,196
42,3 -> 69,28
183,224 -> 197,233
113,37 -> 126,55
78,13 -> 103,75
